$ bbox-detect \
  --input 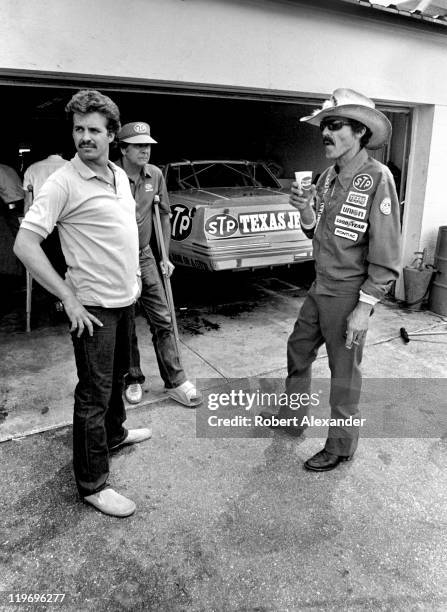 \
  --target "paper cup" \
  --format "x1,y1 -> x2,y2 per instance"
294,171 -> 313,191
